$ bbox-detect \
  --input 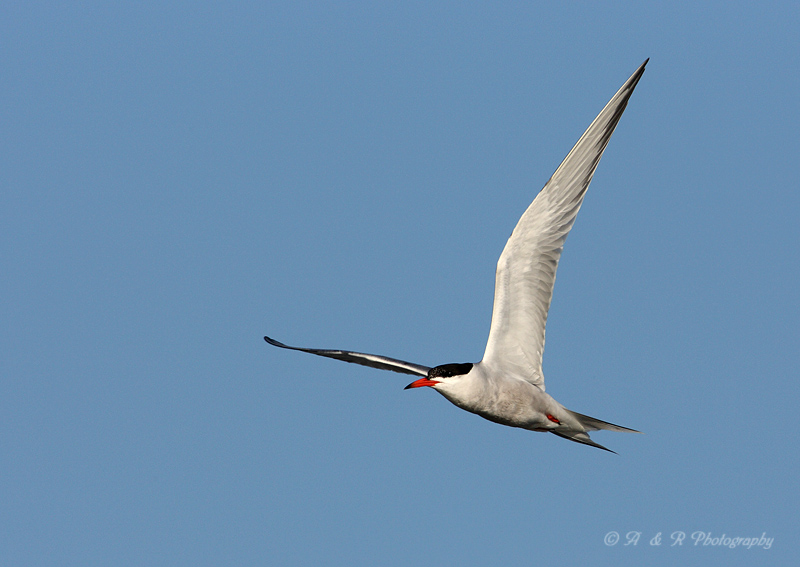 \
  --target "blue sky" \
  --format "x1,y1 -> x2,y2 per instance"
2,2 -> 798,566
